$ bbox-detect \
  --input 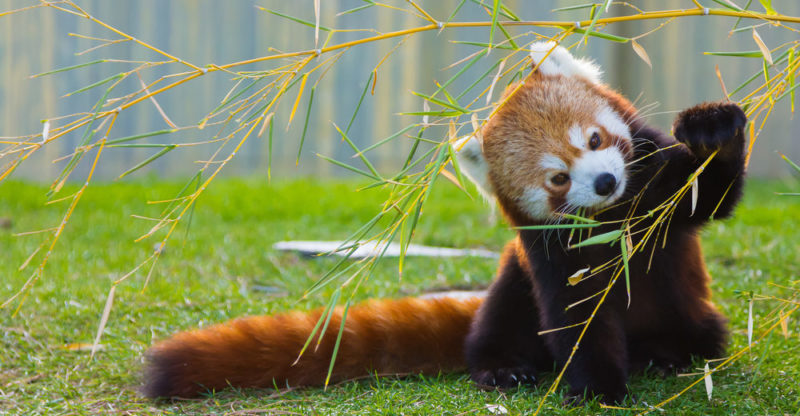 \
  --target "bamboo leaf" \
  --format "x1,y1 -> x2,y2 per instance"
30,59 -> 106,78
315,288 -> 341,350
90,285 -> 116,360
259,8 -> 332,31
63,73 -> 123,97
118,146 -> 175,179
488,0 -> 501,53
287,73 -> 308,129
346,72 -> 374,134
570,229 -> 623,249
333,123 -> 381,179
779,153 -> 800,174
631,40 -> 652,69
568,27 -> 629,43
759,0 -> 777,14
324,299 -> 350,388
704,362 -> 713,400
567,267 -> 590,286
558,213 -> 598,224
621,231 -> 631,309
105,129 -> 176,145
317,154 -> 380,180
411,91 -> 469,114
552,3 -> 596,12
752,28 -> 773,65
704,50 -> 766,58
450,40 -> 515,50
580,0 -> 611,45
789,48 -> 796,113
297,87 -> 316,165
710,0 -> 743,11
